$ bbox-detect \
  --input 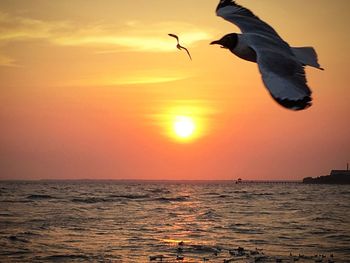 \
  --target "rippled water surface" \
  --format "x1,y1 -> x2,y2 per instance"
0,181 -> 349,262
